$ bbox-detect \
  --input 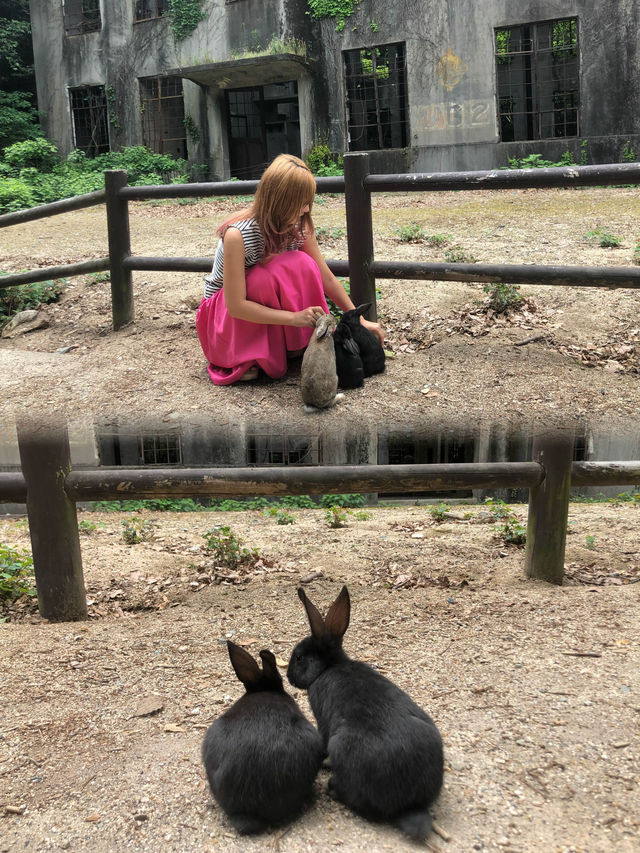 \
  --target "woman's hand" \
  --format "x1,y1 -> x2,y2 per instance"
360,316 -> 385,345
291,306 -> 326,327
